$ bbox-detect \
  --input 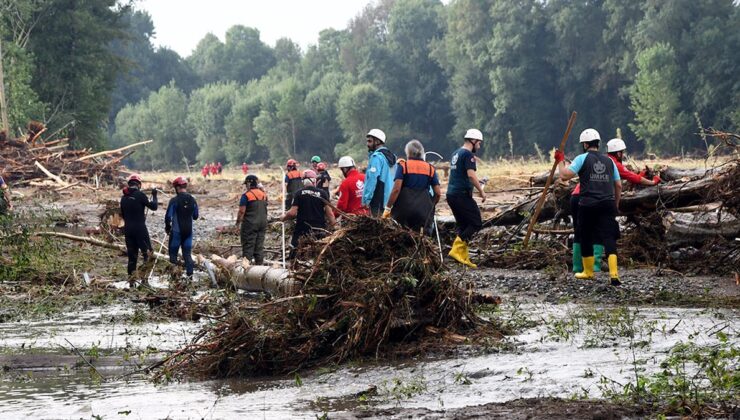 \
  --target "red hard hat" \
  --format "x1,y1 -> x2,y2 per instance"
286,159 -> 298,168
172,176 -> 188,187
316,162 -> 327,171
128,174 -> 142,184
